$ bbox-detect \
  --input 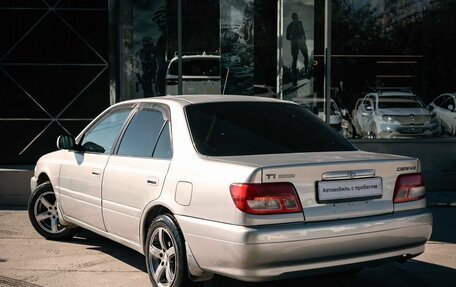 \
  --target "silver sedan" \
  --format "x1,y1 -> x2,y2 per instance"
28,95 -> 432,286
